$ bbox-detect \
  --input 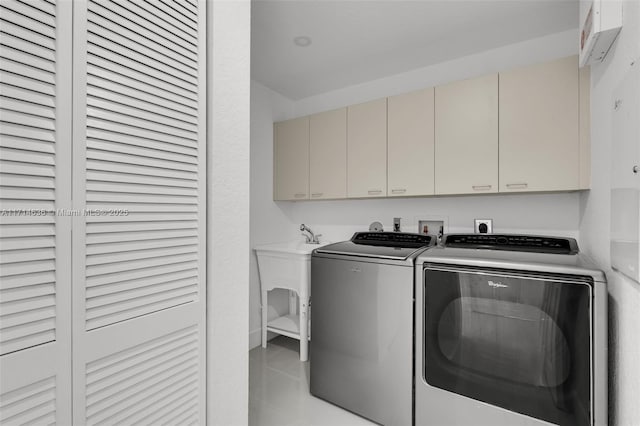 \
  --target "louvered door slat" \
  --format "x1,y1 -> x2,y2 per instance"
0,247 -> 55,264
0,122 -> 55,143
0,173 -> 55,189
0,377 -> 56,425
86,243 -> 198,266
86,228 -> 197,246
73,0 -> 206,422
86,235 -> 198,255
0,85 -> 55,108
0,19 -> 56,51
87,42 -> 197,99
108,0 -> 197,54
1,32 -> 56,62
11,0 -> 56,18
1,110 -> 55,133
0,1 -> 56,30
87,170 -> 198,188
87,96 -> 197,134
1,0 -> 71,422
166,0 -> 198,21
86,149 -> 198,172
0,235 -> 55,252
2,98 -> 56,120
87,106 -> 197,141
87,1 -> 198,69
87,116 -> 197,149
85,279 -> 198,313
87,132 -> 198,160
85,268 -> 198,298
128,0 -> 197,43
0,164 -> 54,181
85,259 -> 198,289
1,59 -> 56,85
86,160 -> 197,182
1,307 -> 55,330
87,83 -> 198,125
87,19 -> 197,80
0,7 -> 55,39
0,47 -> 55,74
87,68 -> 197,114
183,0 -> 198,11
0,73 -> 55,98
